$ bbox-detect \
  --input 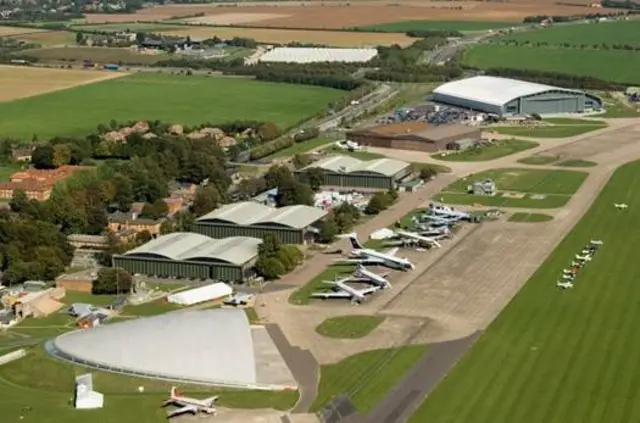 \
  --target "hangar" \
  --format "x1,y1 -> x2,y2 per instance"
47,309 -> 297,390
112,232 -> 261,282
192,201 -> 327,244
296,155 -> 412,191
432,76 -> 604,116
346,122 -> 481,153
